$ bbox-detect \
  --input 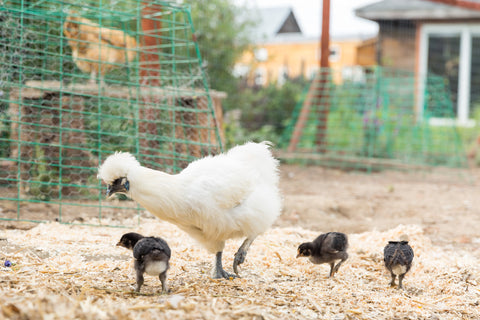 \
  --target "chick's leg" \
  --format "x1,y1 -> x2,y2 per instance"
135,271 -> 144,292
332,253 -> 348,276
397,274 -> 405,290
389,272 -> 396,287
134,260 -> 144,292
159,272 -> 168,294
212,251 -> 236,279
329,262 -> 335,277
233,237 -> 256,276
